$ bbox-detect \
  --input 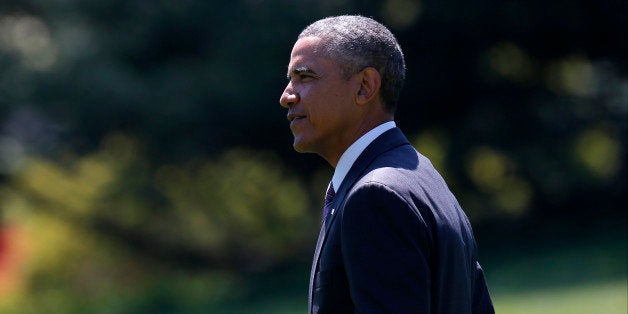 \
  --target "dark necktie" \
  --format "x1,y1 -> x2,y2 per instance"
322,182 -> 335,220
